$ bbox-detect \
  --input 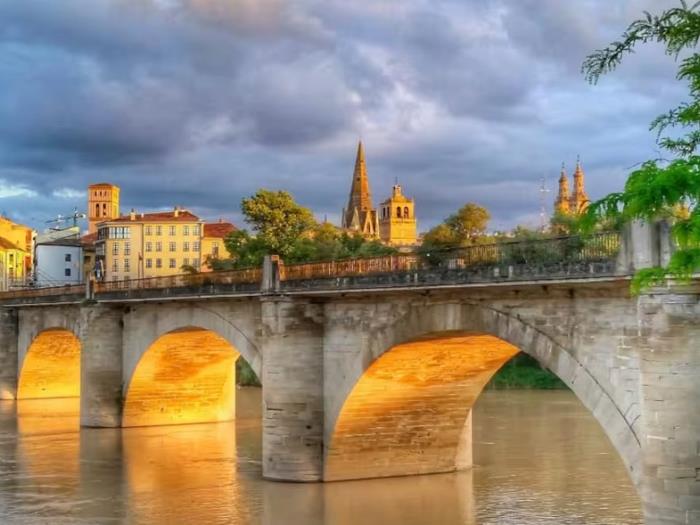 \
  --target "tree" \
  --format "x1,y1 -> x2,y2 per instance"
582,1 -> 700,291
241,189 -> 316,258
445,203 -> 491,243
